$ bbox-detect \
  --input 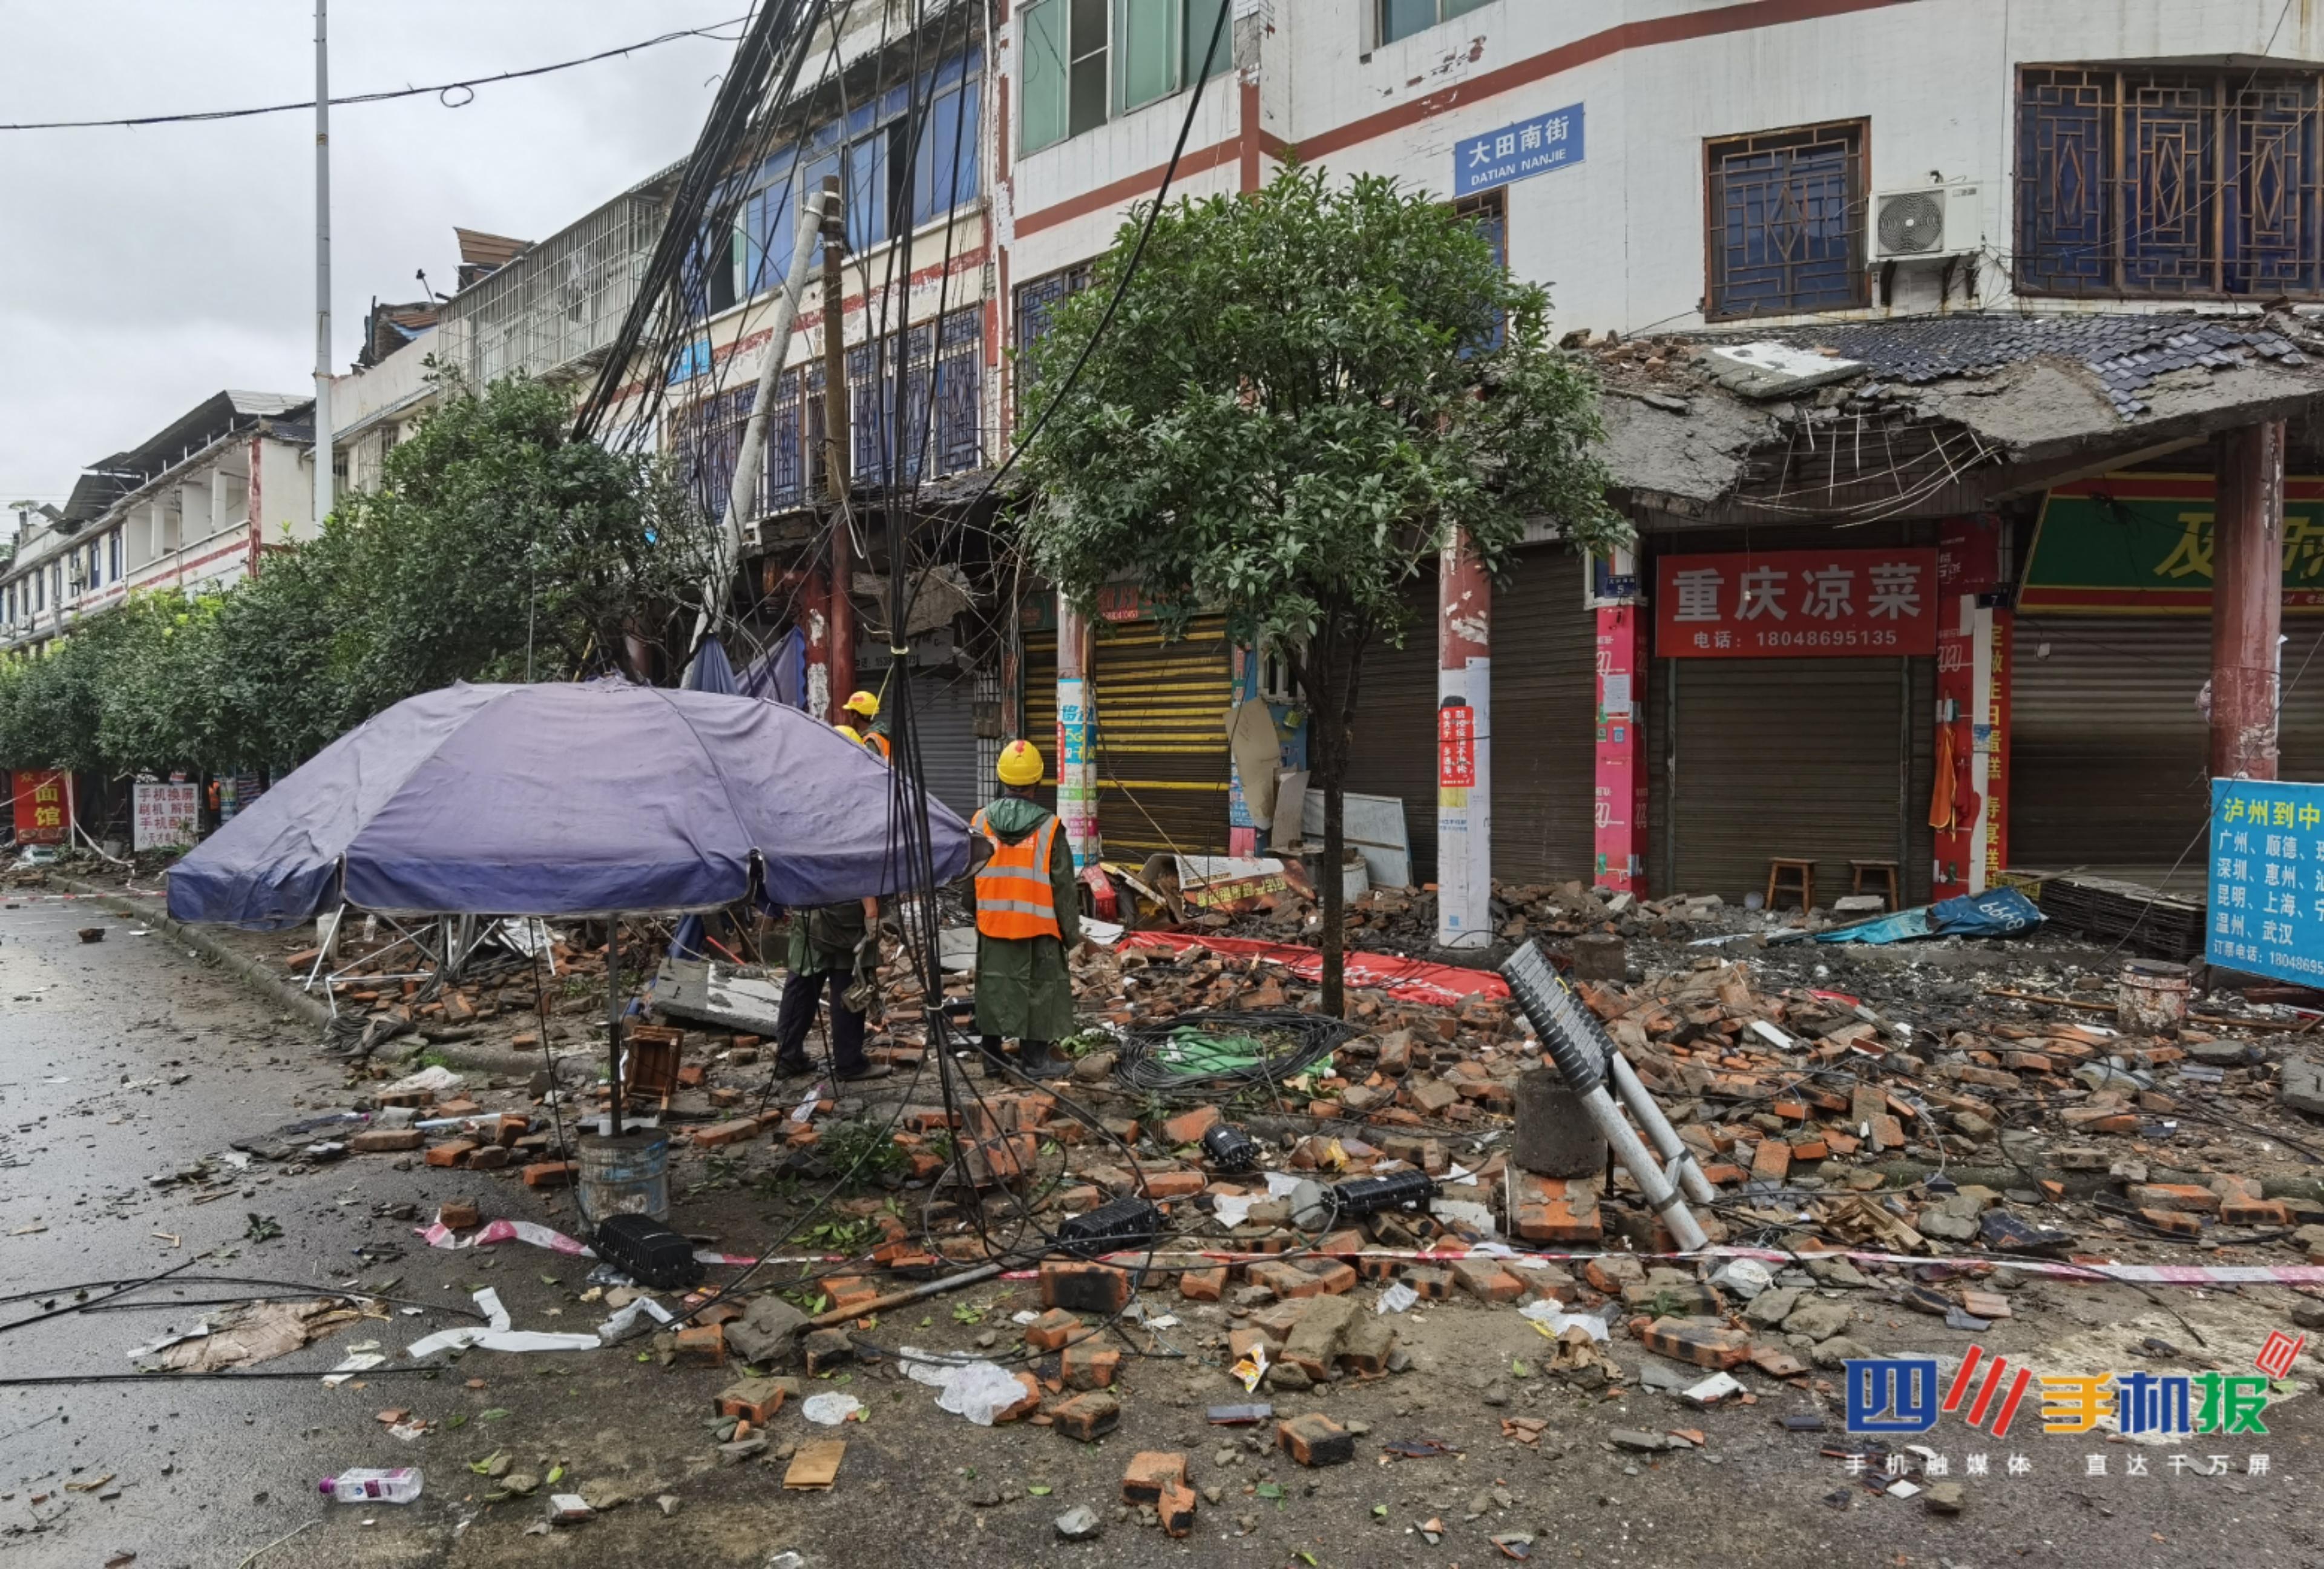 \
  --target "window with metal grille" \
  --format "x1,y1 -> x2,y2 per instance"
849,307 -> 986,487
1704,120 -> 1868,320
1454,187 -> 1508,354
2017,65 -> 2324,300
1011,260 -> 1097,414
